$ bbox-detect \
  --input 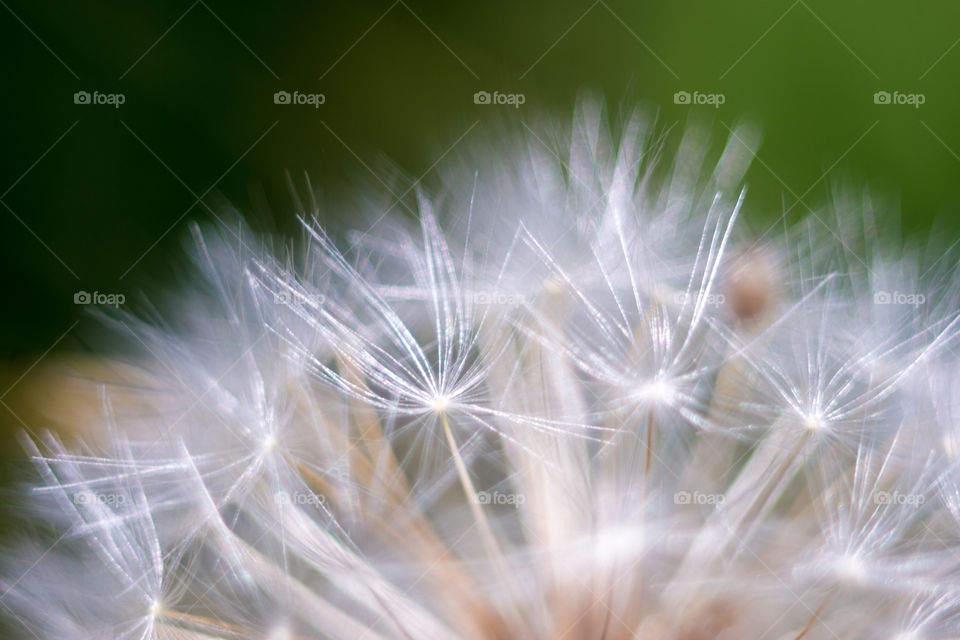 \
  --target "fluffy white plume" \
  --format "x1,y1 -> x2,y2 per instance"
4,100 -> 960,639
